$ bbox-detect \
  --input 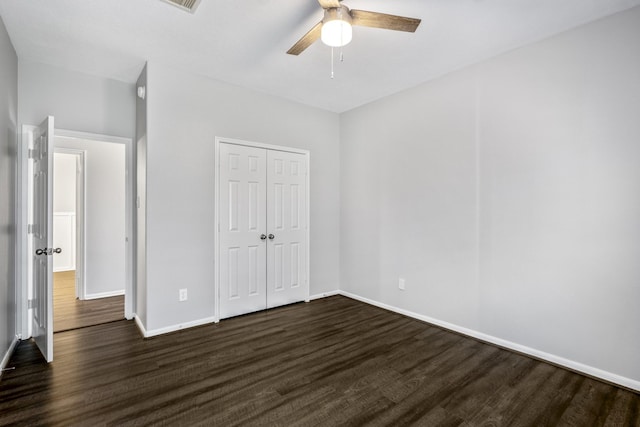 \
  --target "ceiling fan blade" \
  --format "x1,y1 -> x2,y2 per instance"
350,10 -> 421,32
318,0 -> 341,9
287,21 -> 323,55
